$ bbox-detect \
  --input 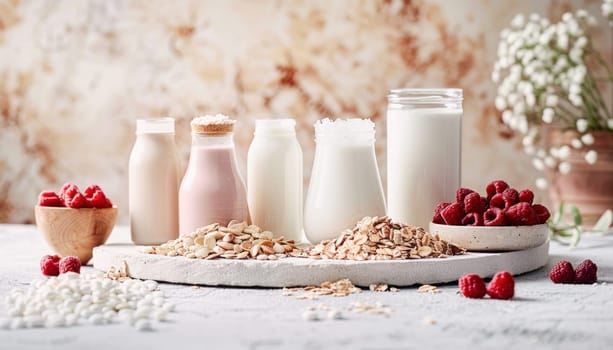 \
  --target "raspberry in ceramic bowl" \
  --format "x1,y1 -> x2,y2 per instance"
429,181 -> 550,251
